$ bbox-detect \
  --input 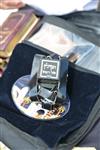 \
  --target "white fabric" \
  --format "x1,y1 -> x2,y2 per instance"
21,0 -> 95,15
